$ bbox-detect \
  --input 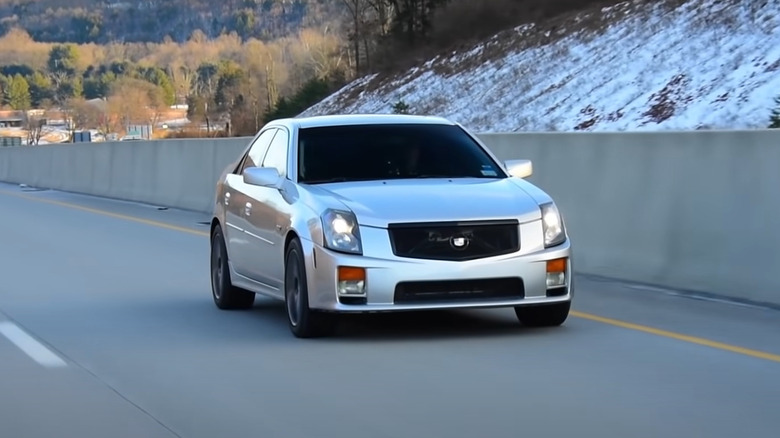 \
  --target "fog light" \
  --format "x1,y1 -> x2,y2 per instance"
338,266 -> 366,295
546,272 -> 566,288
545,257 -> 567,288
